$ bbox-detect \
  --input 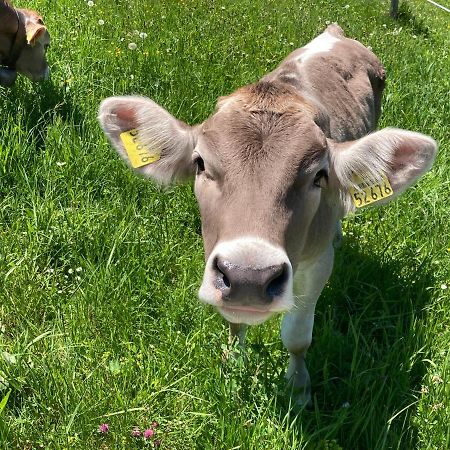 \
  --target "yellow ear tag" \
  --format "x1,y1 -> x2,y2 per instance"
349,174 -> 394,208
119,129 -> 161,168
